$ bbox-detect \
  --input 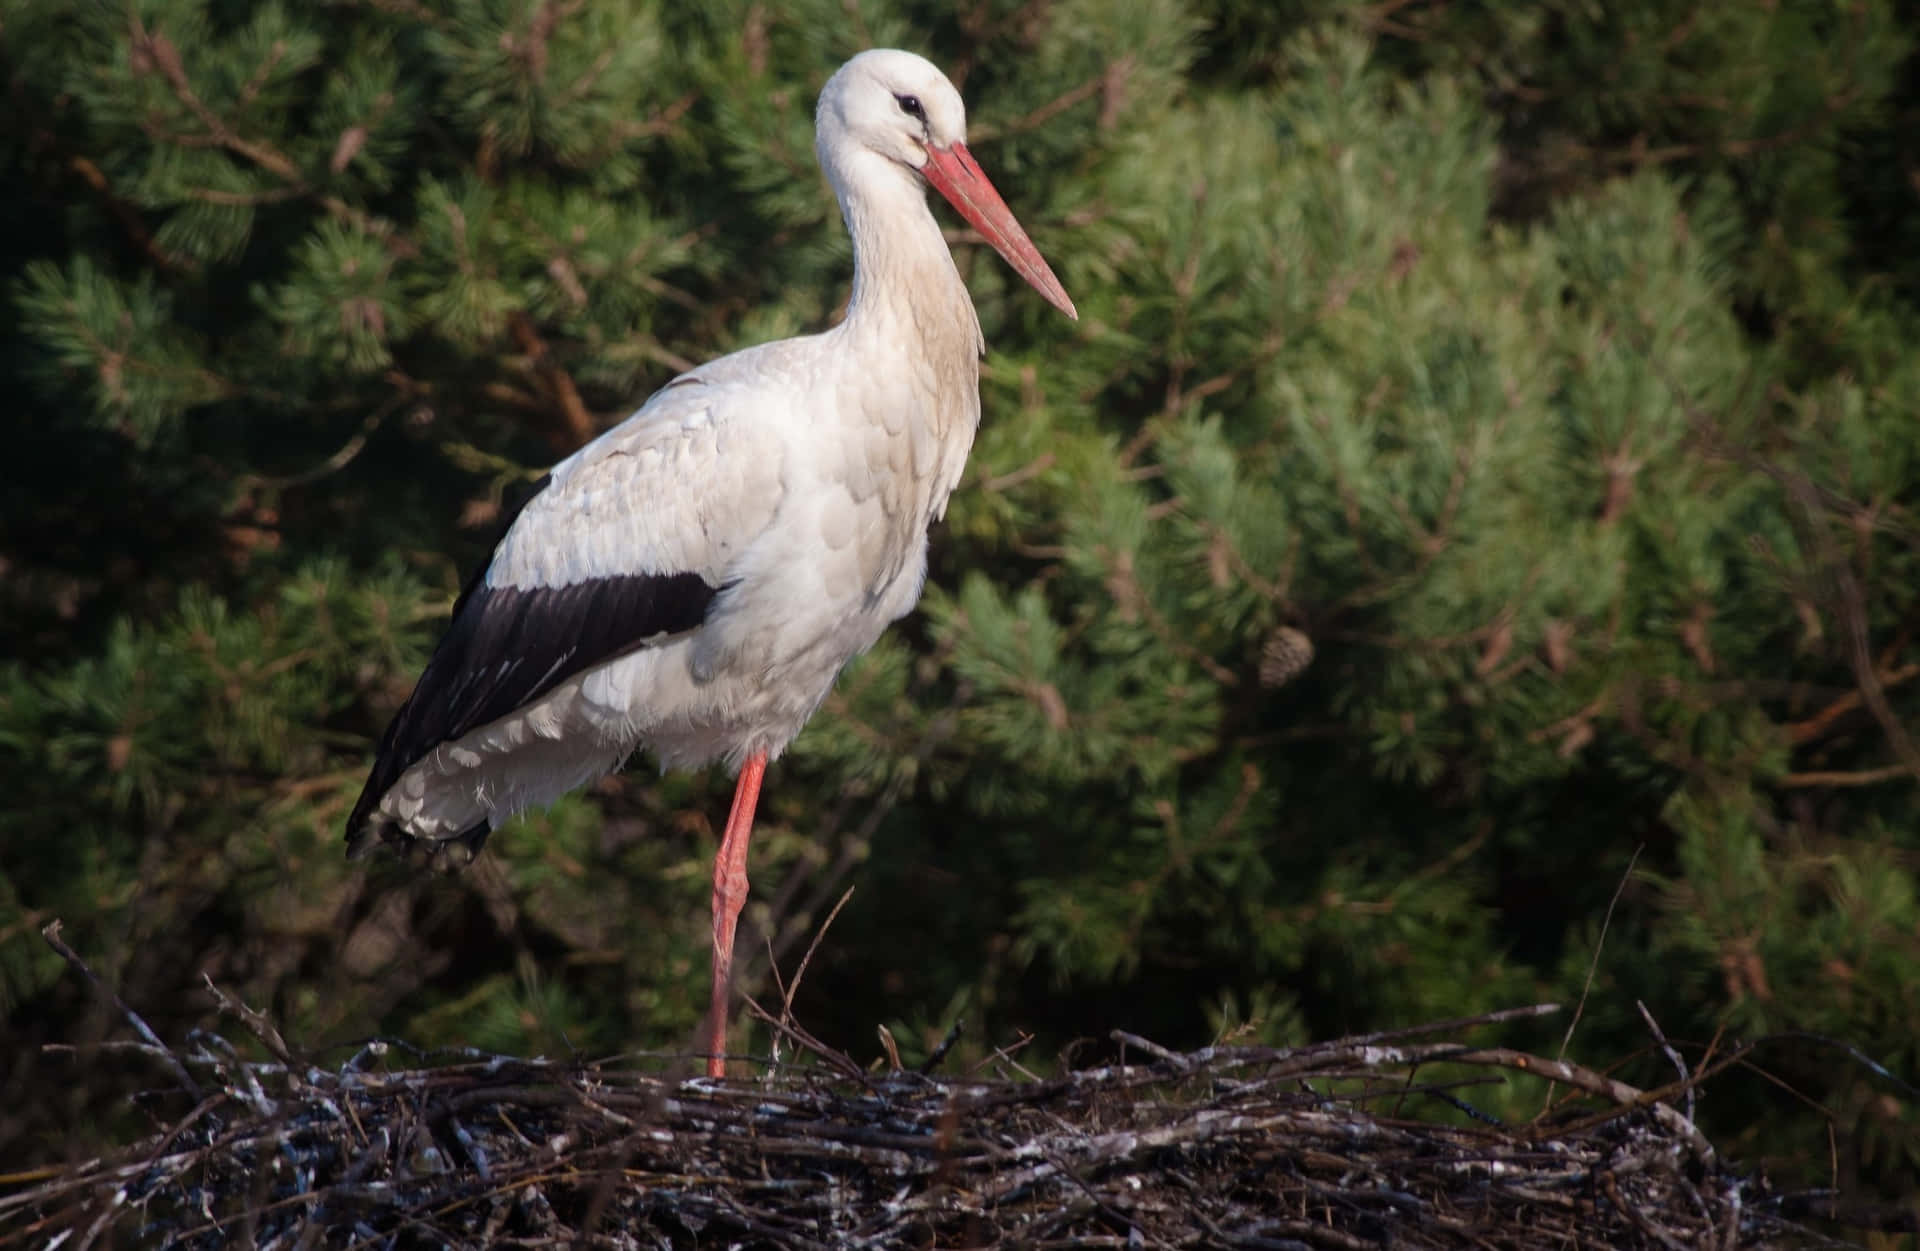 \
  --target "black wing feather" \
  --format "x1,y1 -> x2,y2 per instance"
346,476 -> 720,845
